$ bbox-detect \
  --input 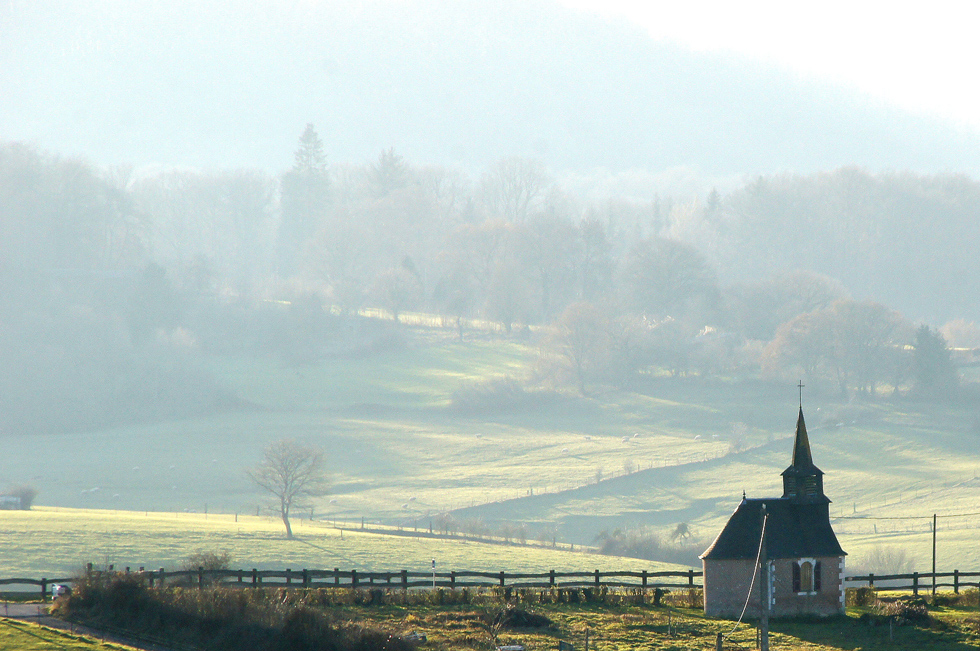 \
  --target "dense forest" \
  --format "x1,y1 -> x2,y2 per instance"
2,133 -> 979,435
